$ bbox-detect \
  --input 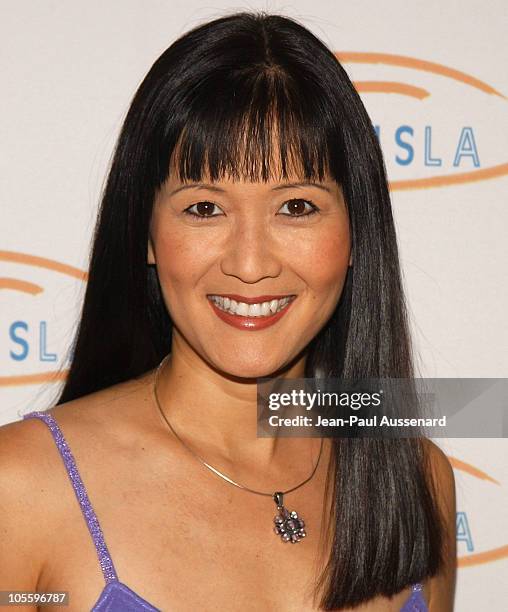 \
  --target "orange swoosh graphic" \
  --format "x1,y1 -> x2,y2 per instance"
448,456 -> 500,485
0,370 -> 69,387
336,52 -> 506,99
0,250 -> 88,281
458,544 -> 508,567
389,161 -> 508,191
355,81 -> 430,99
0,278 -> 43,295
